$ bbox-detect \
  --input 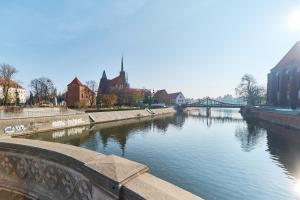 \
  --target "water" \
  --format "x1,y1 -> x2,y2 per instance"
24,108 -> 300,200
